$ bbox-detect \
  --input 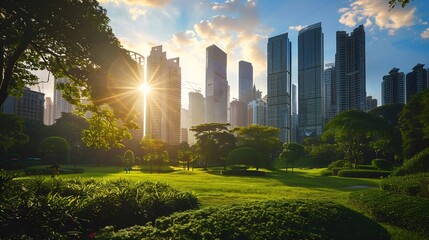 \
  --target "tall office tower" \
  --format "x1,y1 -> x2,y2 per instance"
2,87 -> 44,122
335,25 -> 366,113
382,67 -> 405,105
267,33 -> 292,142
230,100 -> 247,127
291,84 -> 298,142
188,91 -> 205,144
248,98 -> 267,125
366,96 -> 378,111
53,78 -> 74,121
205,44 -> 228,124
406,63 -> 428,102
44,97 -> 54,125
181,108 -> 189,143
298,22 -> 324,141
324,63 -> 336,123
239,61 -> 253,104
146,45 -> 181,145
